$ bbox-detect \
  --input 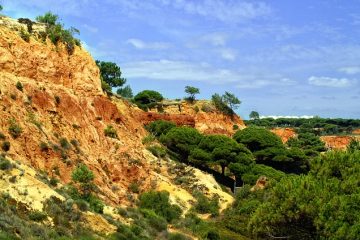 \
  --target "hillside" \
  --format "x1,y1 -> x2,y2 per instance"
0,15 -> 243,239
